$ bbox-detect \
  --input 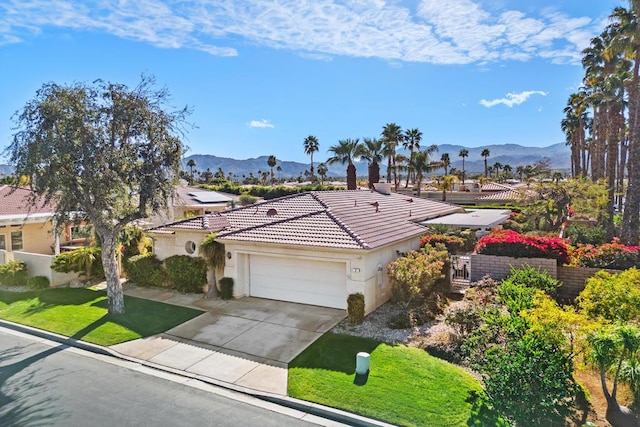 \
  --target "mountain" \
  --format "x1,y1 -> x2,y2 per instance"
184,143 -> 570,178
